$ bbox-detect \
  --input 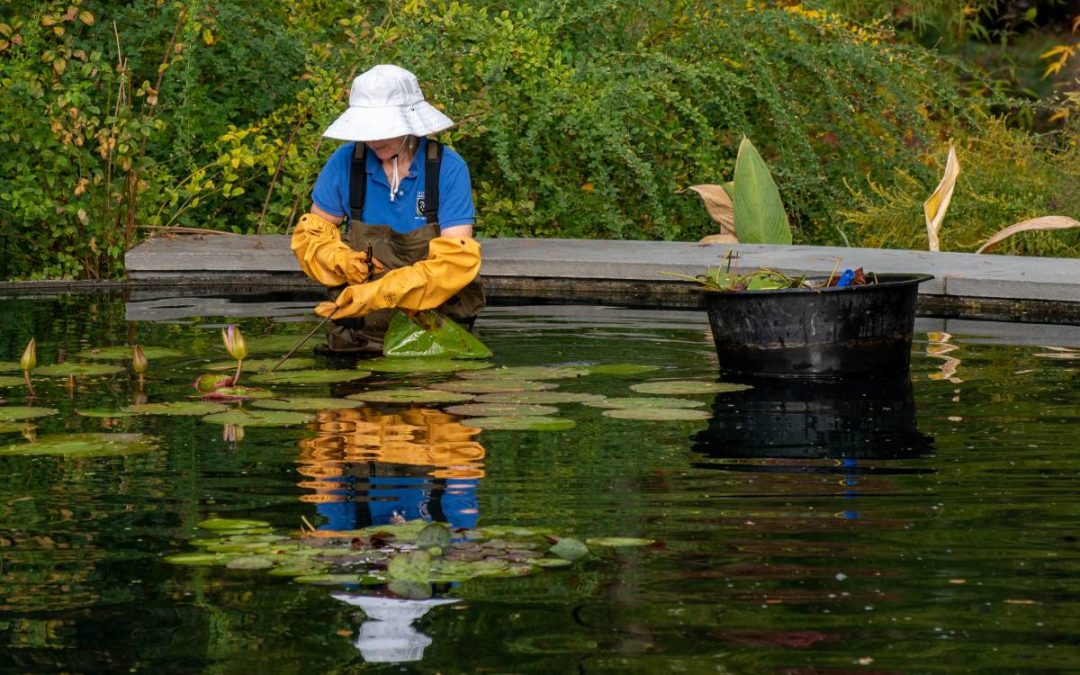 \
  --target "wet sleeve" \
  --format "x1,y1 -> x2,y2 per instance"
310,143 -> 354,218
